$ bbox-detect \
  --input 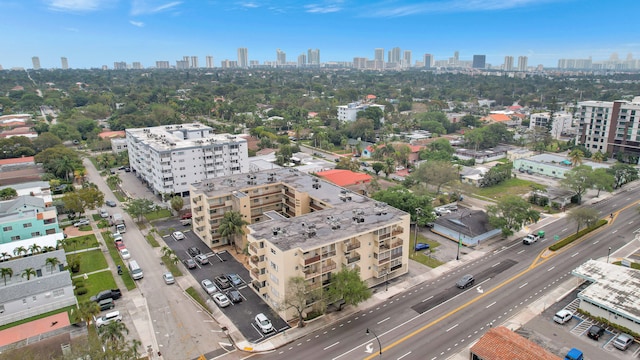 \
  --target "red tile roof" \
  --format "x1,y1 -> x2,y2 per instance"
316,169 -> 372,187
0,156 -> 35,166
487,114 -> 511,122
409,145 -> 423,153
470,327 -> 561,360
